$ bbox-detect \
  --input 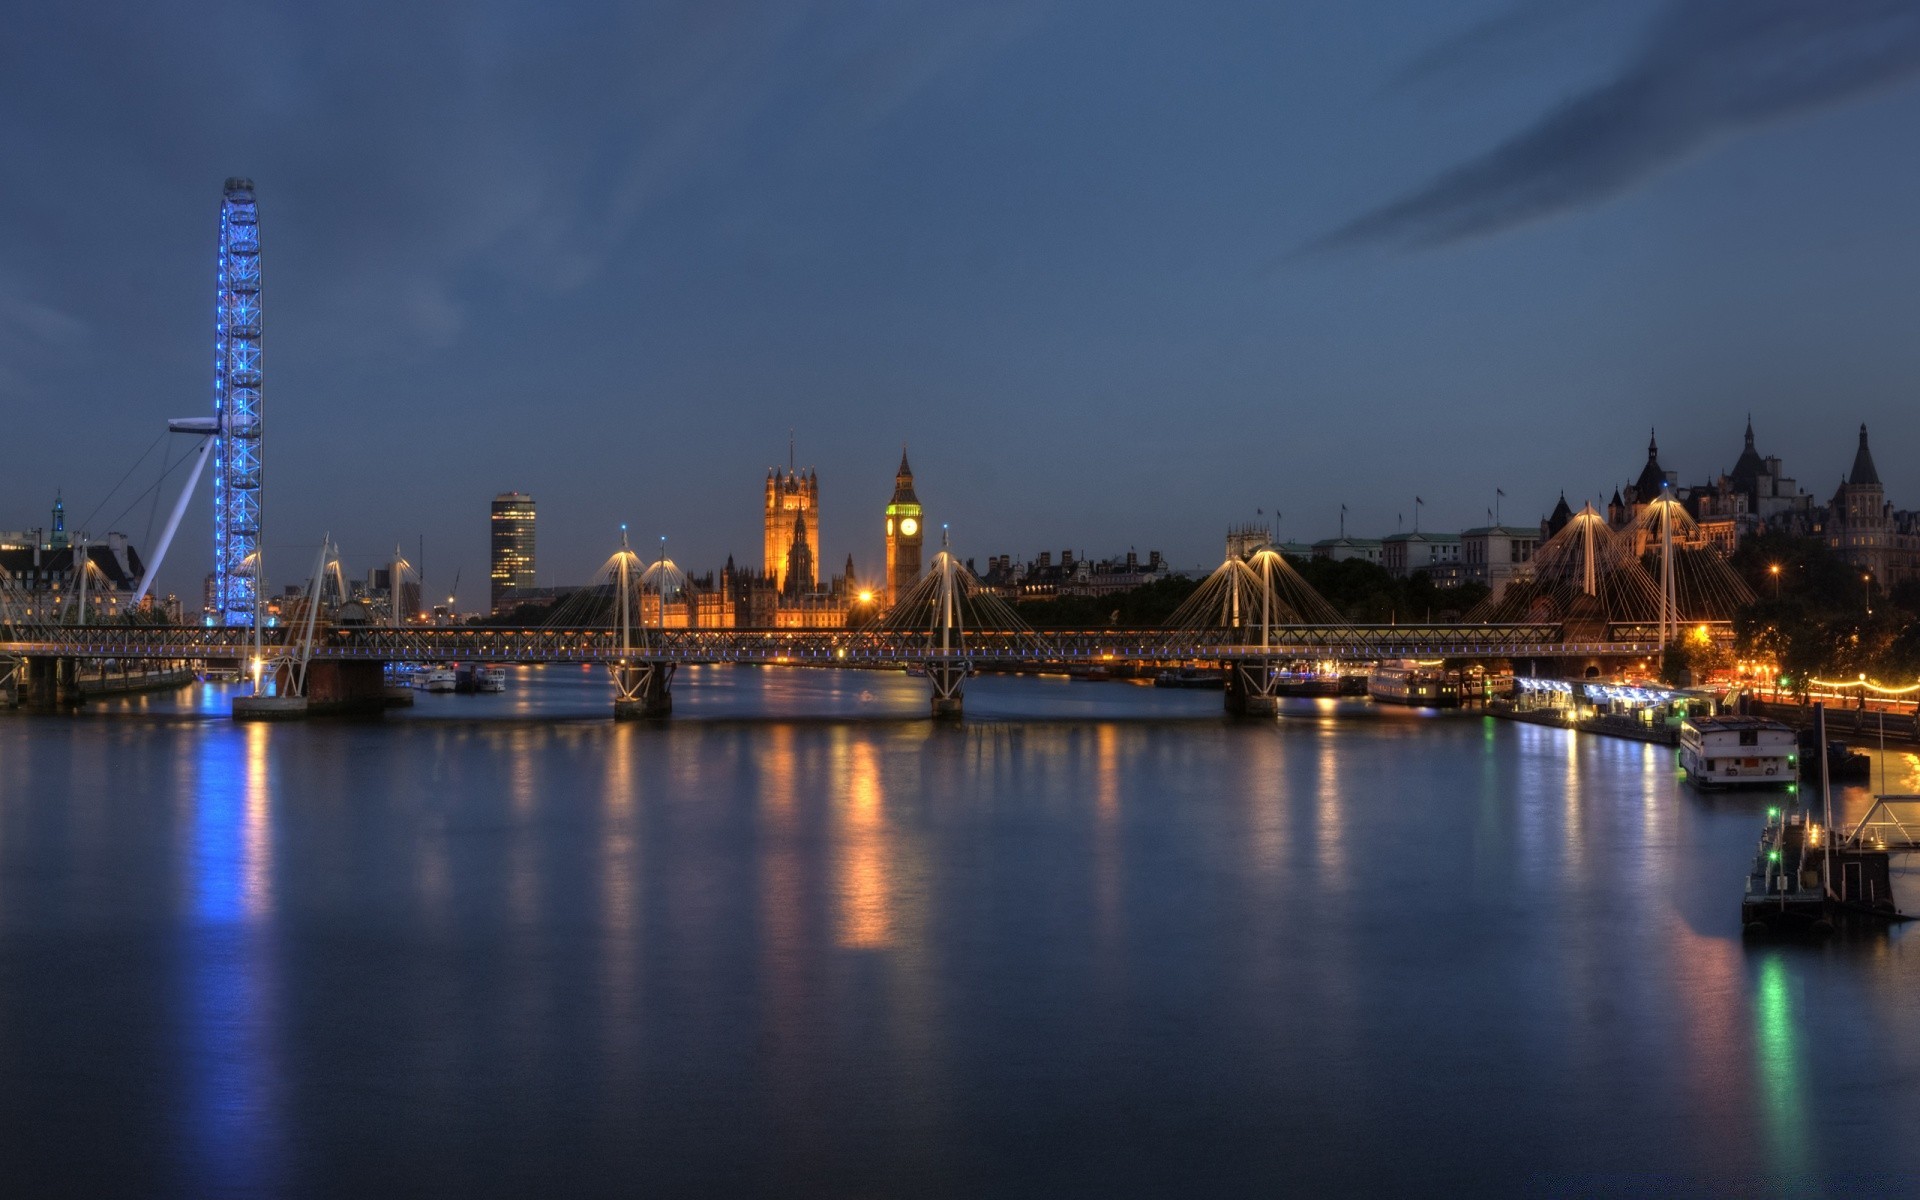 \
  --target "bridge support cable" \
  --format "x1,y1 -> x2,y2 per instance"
870,532 -> 1049,719
1165,548 -> 1345,715
1632,497 -> 1755,640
